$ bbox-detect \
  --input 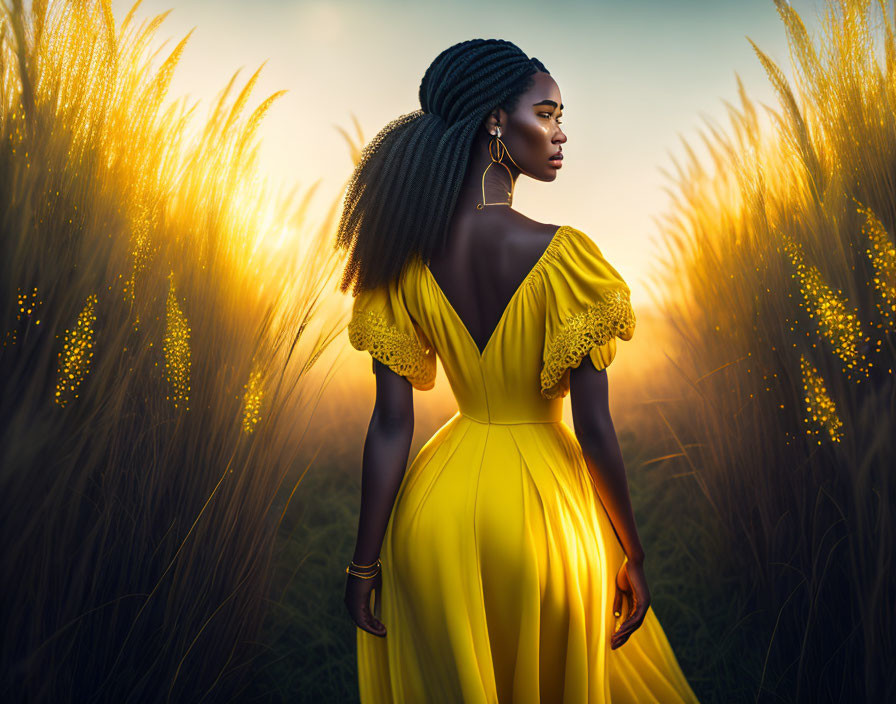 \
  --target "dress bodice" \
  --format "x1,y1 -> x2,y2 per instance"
347,225 -> 636,424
